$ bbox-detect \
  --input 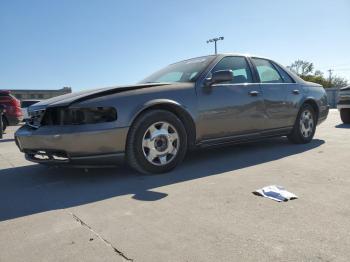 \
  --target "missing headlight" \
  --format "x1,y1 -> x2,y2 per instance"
41,107 -> 117,125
